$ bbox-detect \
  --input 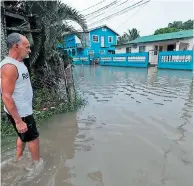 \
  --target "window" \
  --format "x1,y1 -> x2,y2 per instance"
139,46 -> 145,53
159,46 -> 163,52
99,50 -> 105,55
167,44 -> 175,51
154,45 -> 158,55
126,47 -> 131,53
88,50 -> 94,55
102,28 -> 107,31
92,35 -> 99,42
108,50 -> 115,54
88,50 -> 94,58
108,36 -> 113,43
72,49 -> 76,56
